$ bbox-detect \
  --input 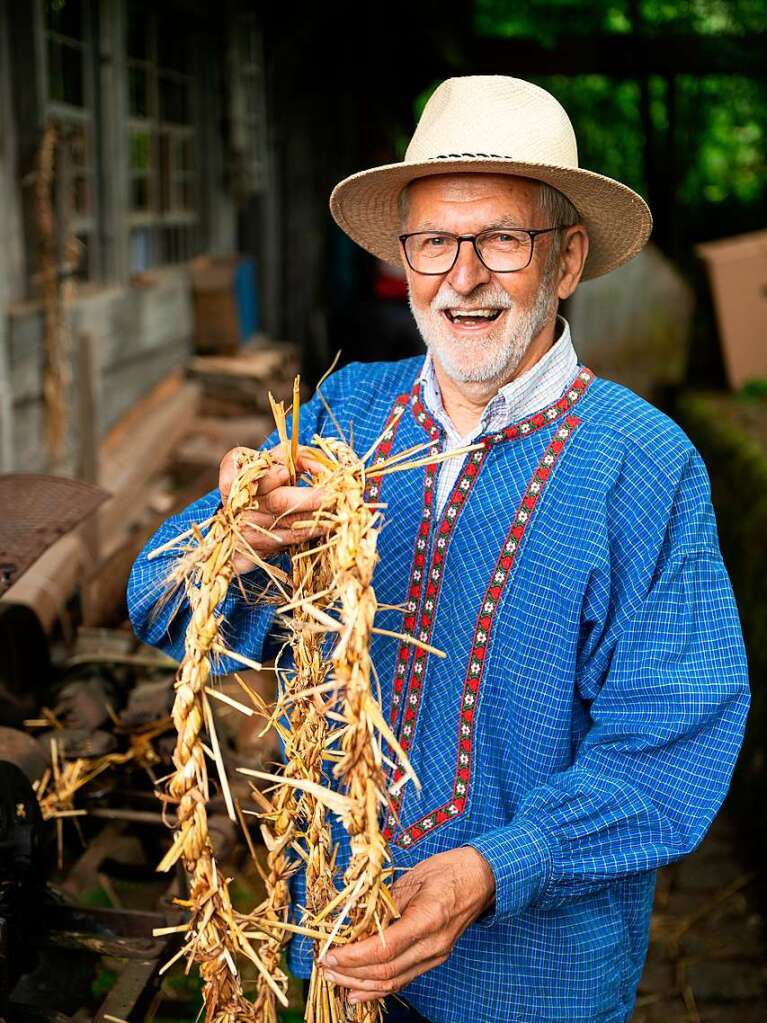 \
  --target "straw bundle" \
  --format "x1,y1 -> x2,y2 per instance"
31,717 -> 172,868
156,447 -> 293,1022
239,423 -> 475,1023
242,392 -> 341,1023
155,379 -> 481,1022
